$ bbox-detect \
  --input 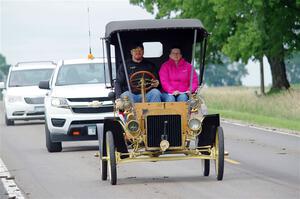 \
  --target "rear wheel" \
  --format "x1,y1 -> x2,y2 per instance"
202,159 -> 210,176
106,131 -> 117,185
5,114 -> 14,126
215,126 -> 224,180
45,121 -> 62,152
